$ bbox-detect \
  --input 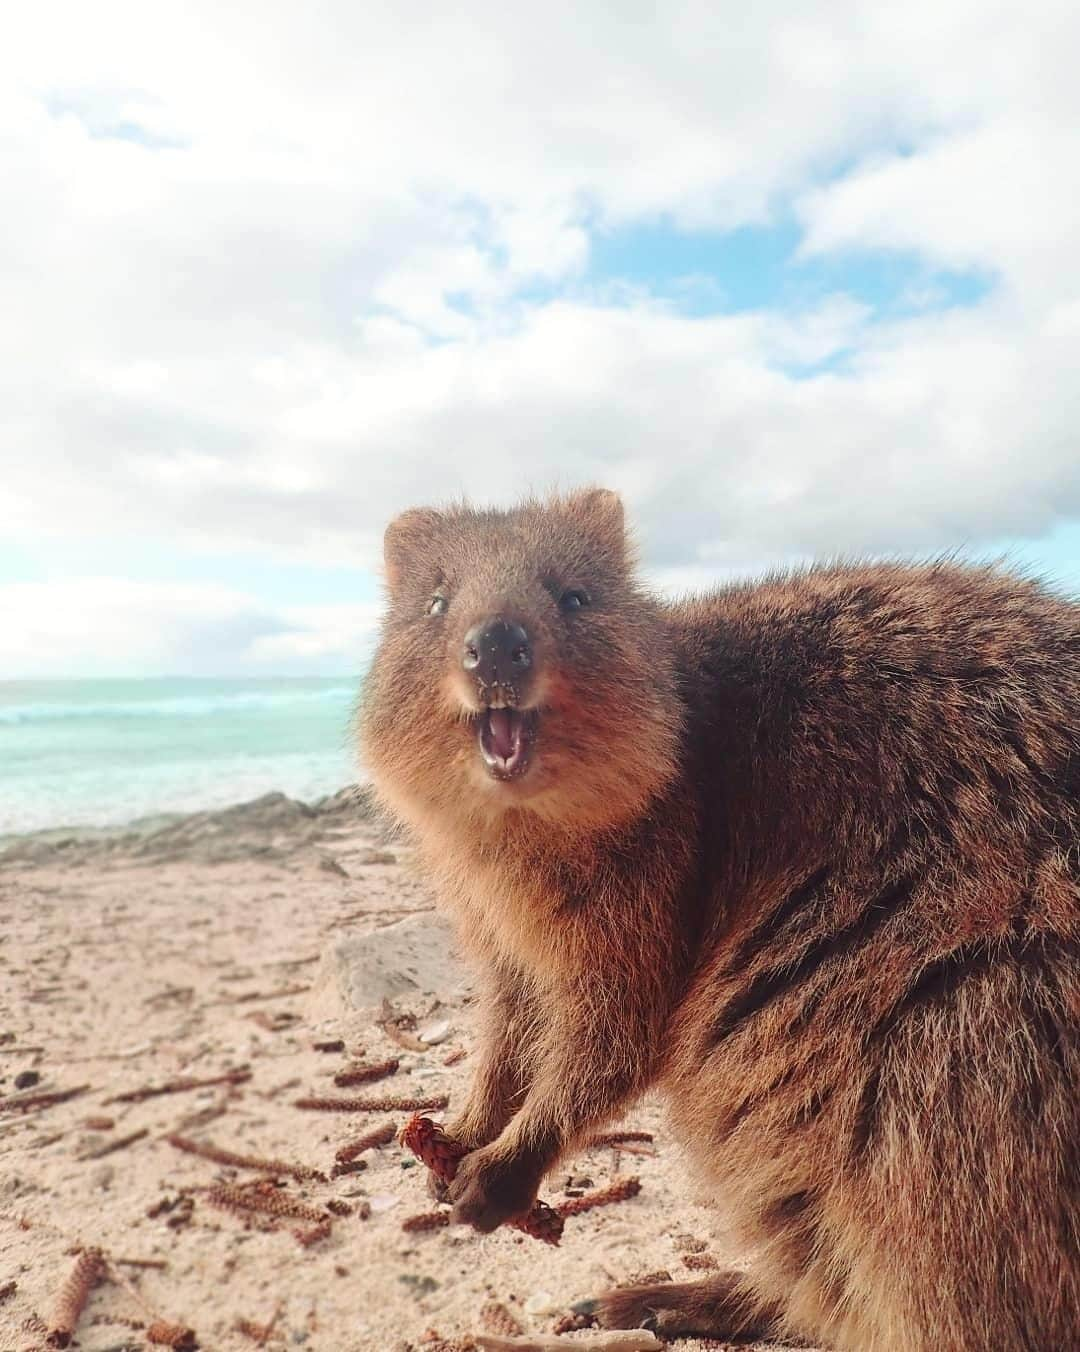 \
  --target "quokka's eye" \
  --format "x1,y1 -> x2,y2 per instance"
428,595 -> 449,617
559,588 -> 590,613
